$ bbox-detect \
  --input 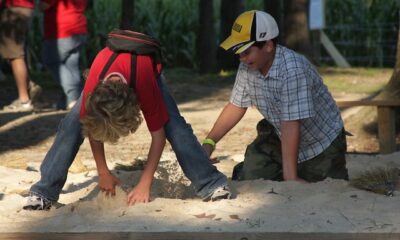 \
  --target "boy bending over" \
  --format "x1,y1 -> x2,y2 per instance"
24,44 -> 231,210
